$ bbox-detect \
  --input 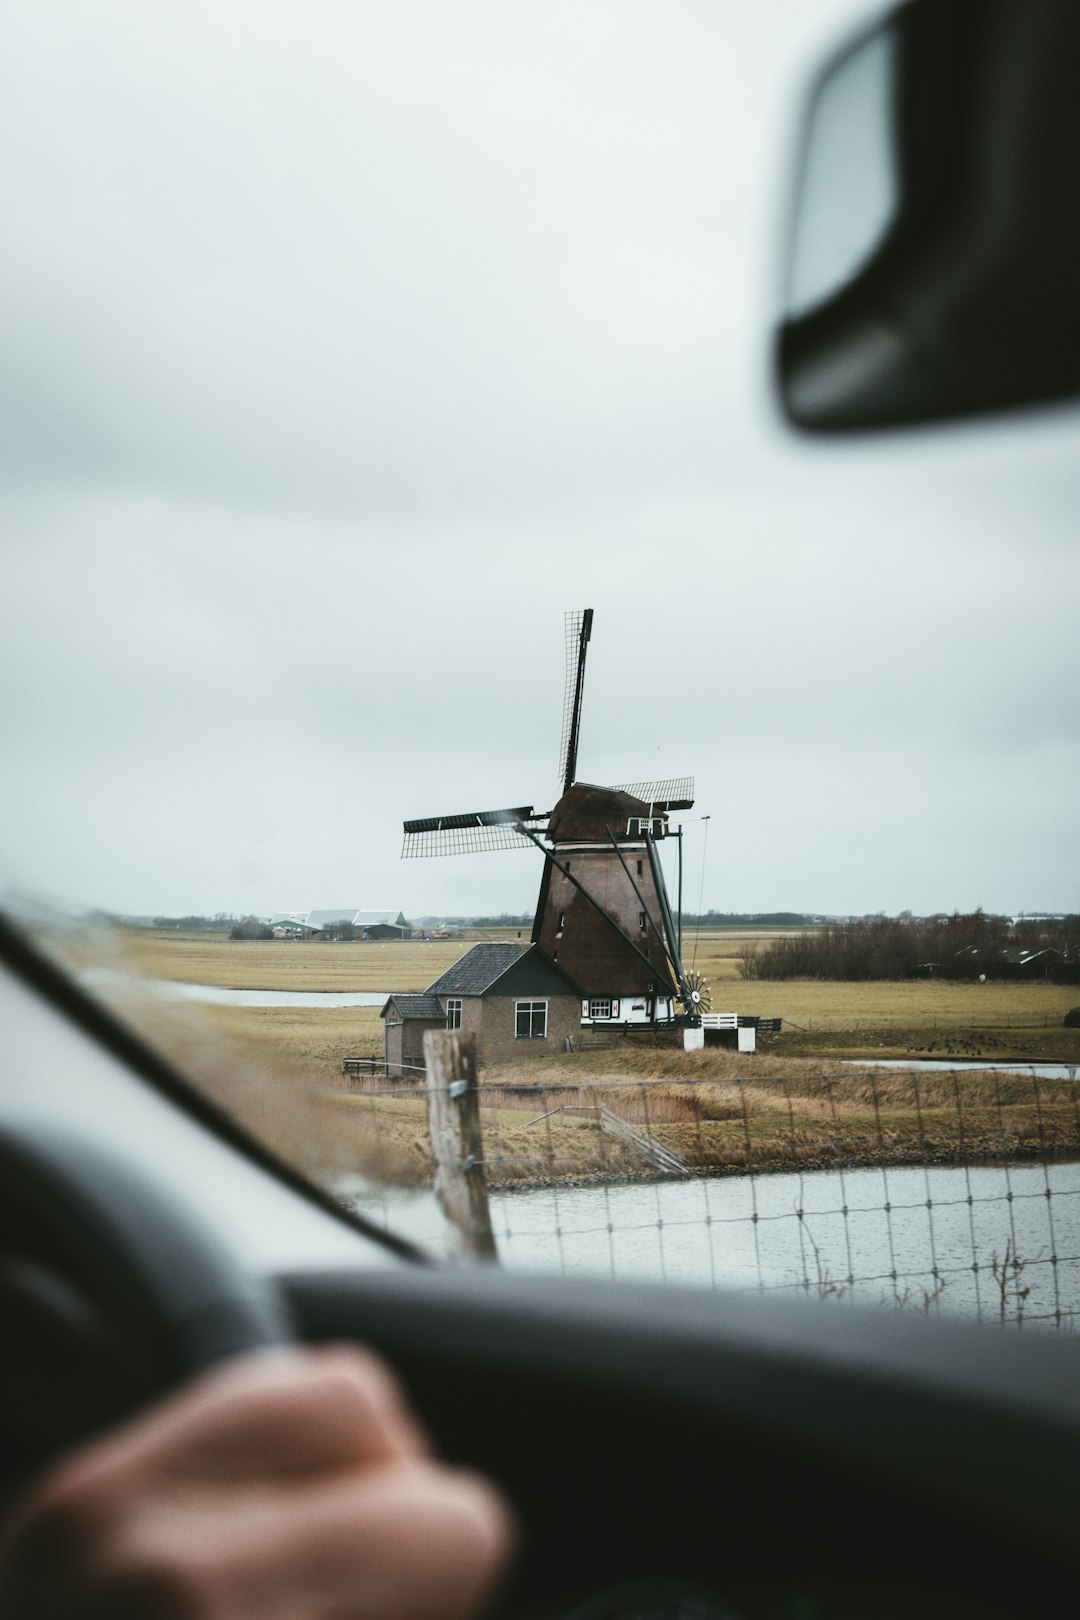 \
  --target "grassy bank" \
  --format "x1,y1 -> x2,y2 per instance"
332,1064 -> 1080,1190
